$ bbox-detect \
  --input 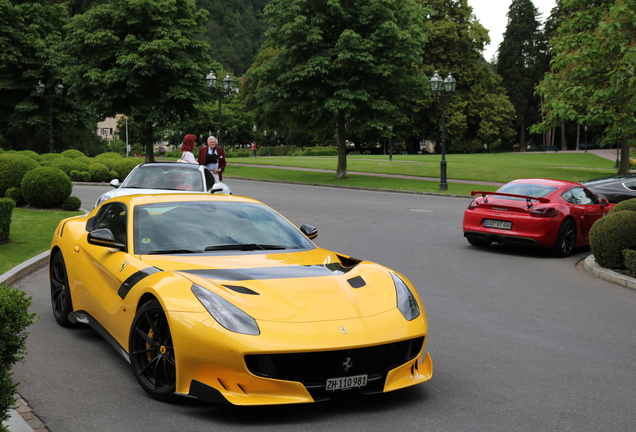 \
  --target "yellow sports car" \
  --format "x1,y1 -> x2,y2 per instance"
49,194 -> 432,405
